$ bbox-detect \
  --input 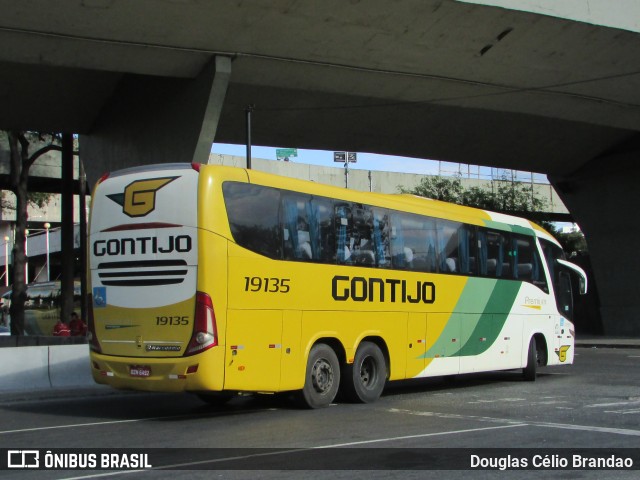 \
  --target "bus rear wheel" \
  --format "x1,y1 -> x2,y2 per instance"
341,341 -> 386,403
298,343 -> 340,409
